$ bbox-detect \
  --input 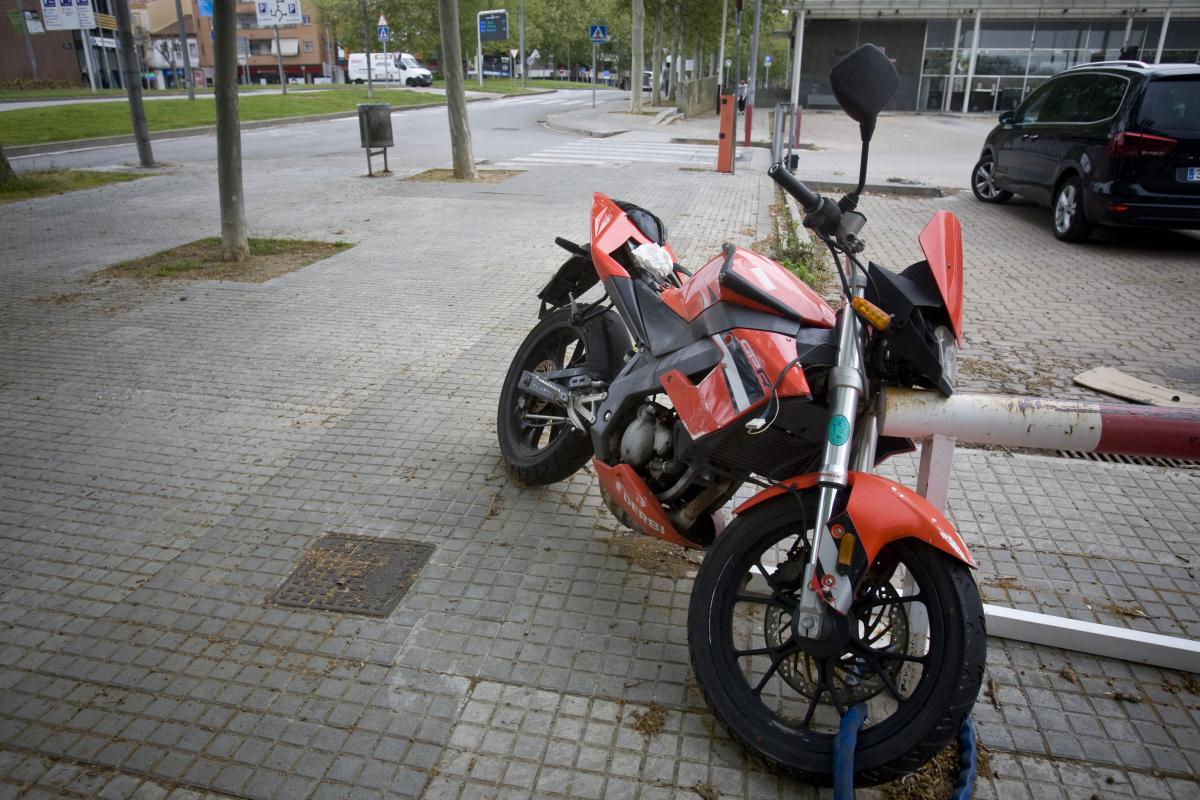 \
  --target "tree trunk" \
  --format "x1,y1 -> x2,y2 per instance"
437,0 -> 477,180
213,0 -> 249,262
668,2 -> 681,101
629,0 -> 644,113
650,1 -> 662,107
114,0 -> 154,167
0,144 -> 15,186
